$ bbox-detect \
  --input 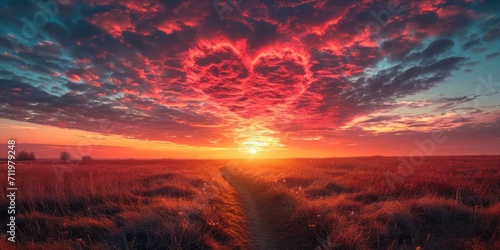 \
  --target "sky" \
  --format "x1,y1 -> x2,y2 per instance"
0,0 -> 499,159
